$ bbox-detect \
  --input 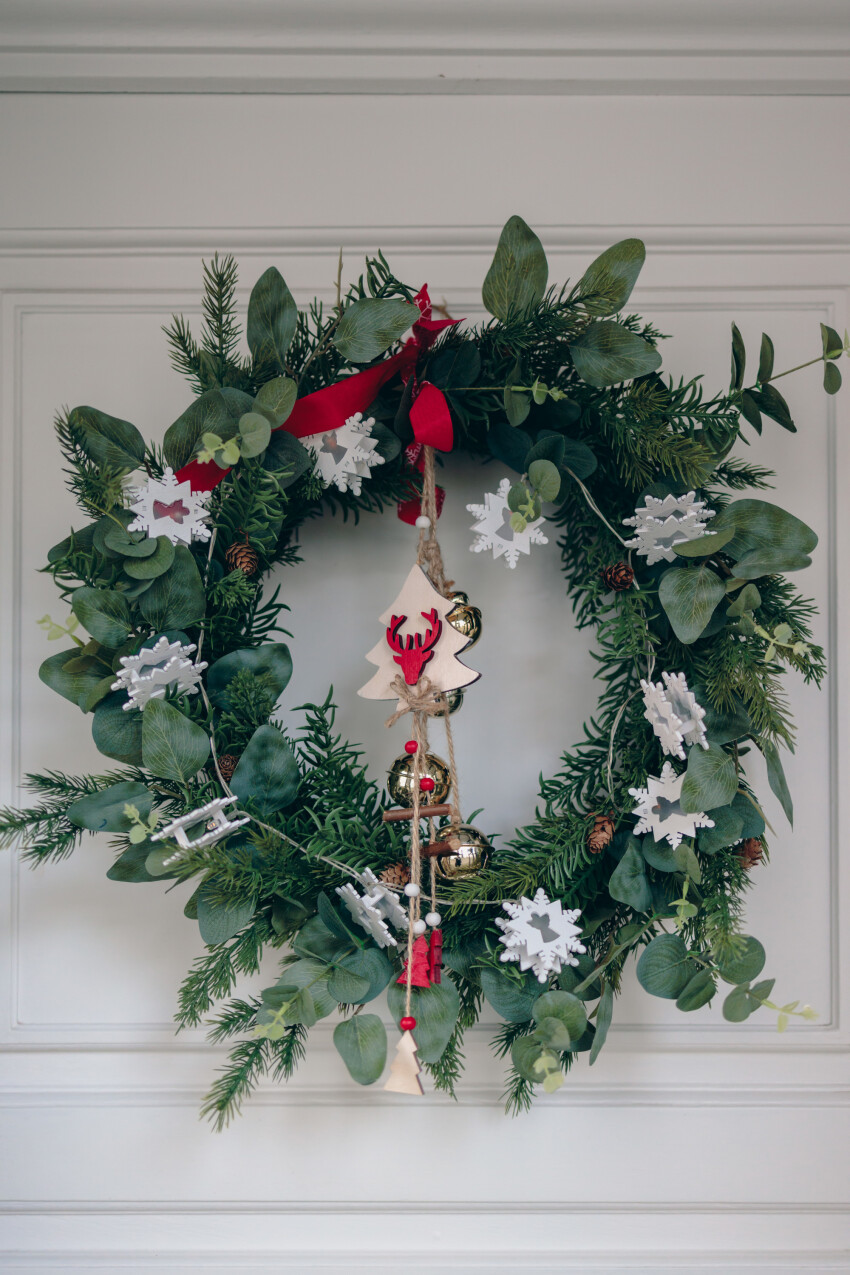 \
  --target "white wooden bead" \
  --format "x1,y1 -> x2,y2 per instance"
412,919 -> 427,936
404,882 -> 420,897
414,515 -> 430,529
425,911 -> 442,927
